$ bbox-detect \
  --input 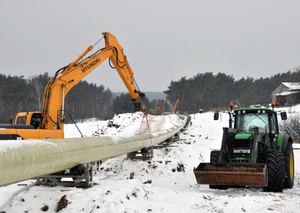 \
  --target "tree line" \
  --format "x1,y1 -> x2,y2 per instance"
0,73 -> 113,123
164,69 -> 300,113
0,72 -> 158,123
0,69 -> 299,123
